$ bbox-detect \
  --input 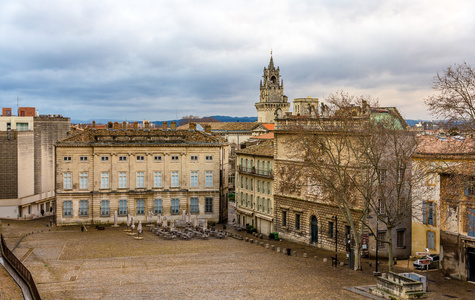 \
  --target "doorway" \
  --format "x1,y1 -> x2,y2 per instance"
311,216 -> 318,244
